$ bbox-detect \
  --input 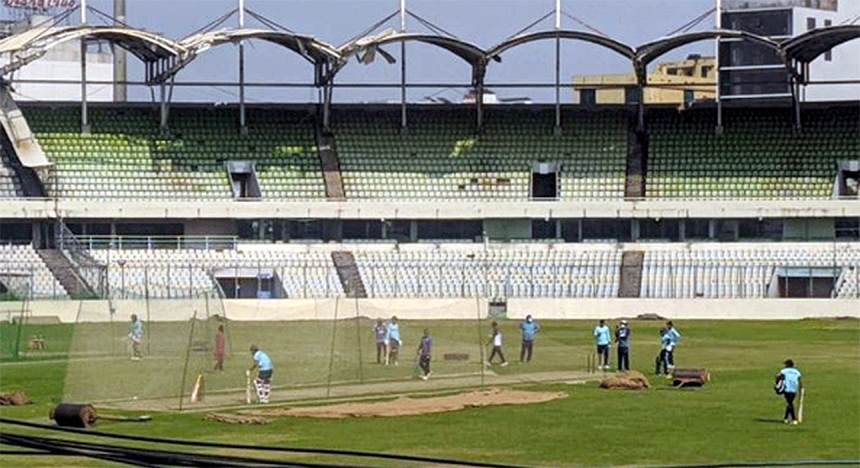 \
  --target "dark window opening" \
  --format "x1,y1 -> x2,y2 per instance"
638,219 -> 681,241
531,219 -> 556,239
531,172 -> 557,199
777,268 -> 838,298
417,220 -> 481,240
581,88 -> 596,107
